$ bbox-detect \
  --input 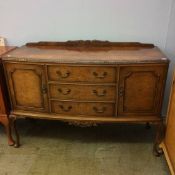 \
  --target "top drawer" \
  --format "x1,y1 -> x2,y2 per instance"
47,65 -> 116,83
